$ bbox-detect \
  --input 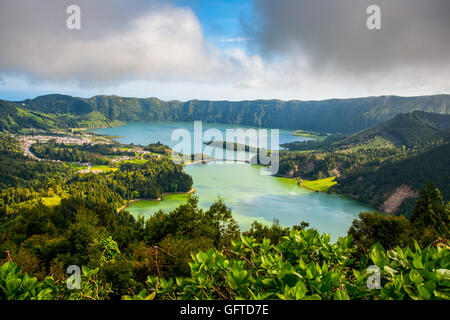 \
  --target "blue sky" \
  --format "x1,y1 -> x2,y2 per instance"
176,0 -> 253,49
